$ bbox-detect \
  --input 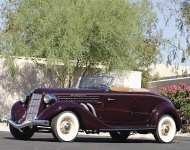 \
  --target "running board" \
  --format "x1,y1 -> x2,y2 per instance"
7,119 -> 50,129
99,127 -> 155,132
